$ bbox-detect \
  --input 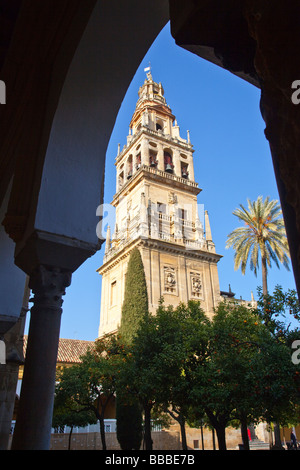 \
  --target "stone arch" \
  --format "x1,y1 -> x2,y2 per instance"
2,1 -> 170,450
126,155 -> 133,179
